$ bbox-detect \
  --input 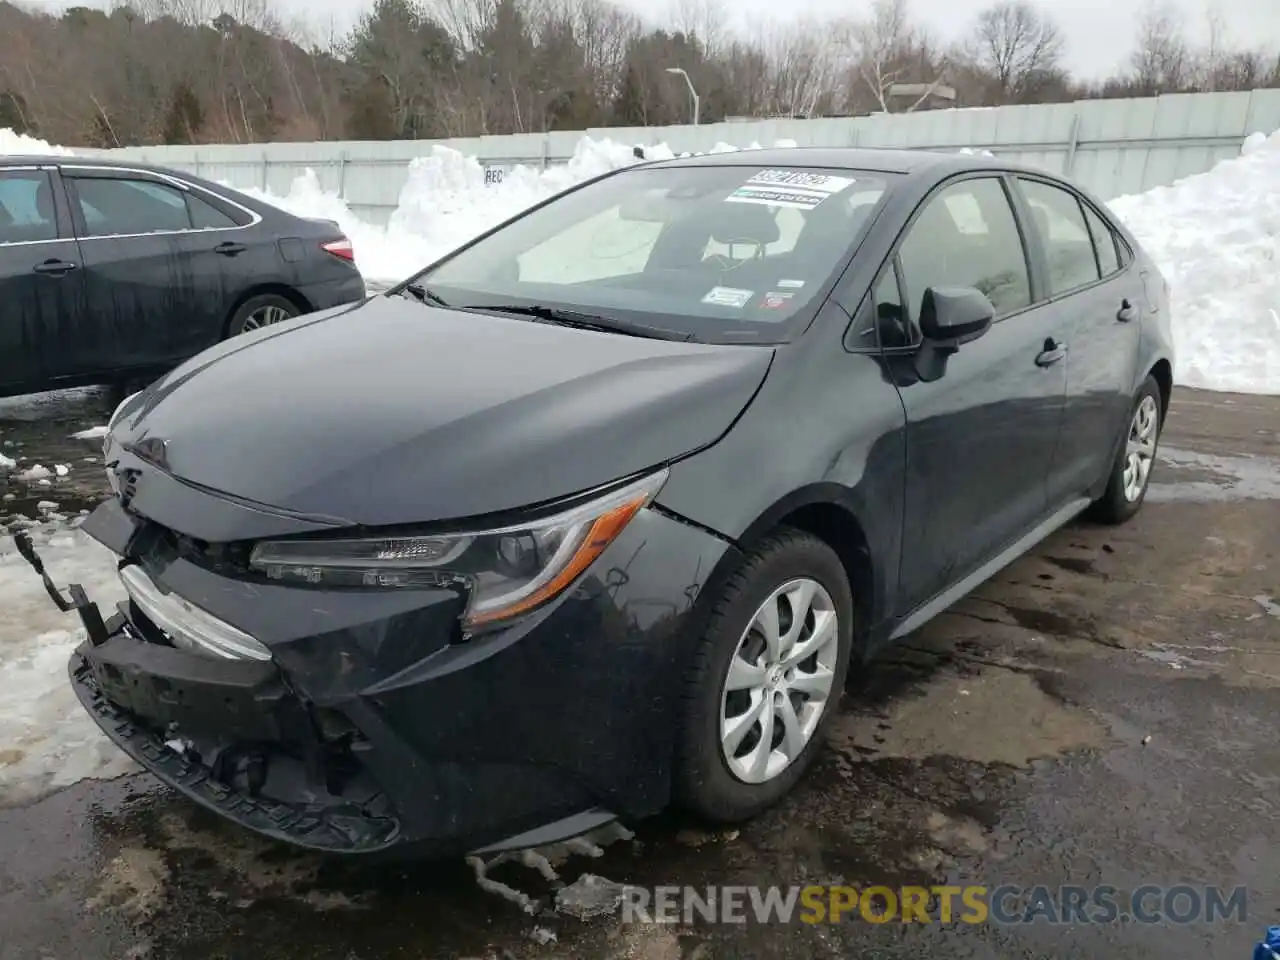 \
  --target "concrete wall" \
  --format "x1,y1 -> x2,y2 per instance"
84,88 -> 1280,226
